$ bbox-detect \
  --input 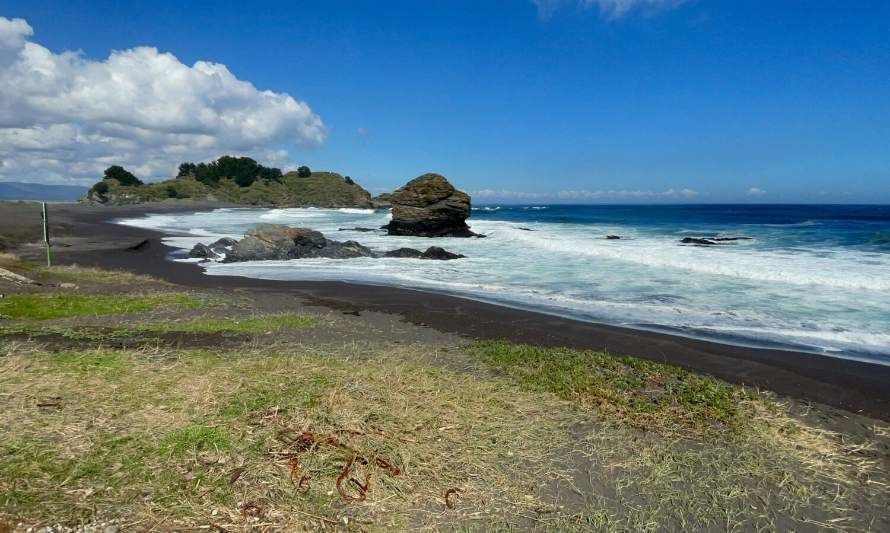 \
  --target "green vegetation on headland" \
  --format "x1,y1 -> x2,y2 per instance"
1,260 -> 888,530
83,156 -> 377,207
